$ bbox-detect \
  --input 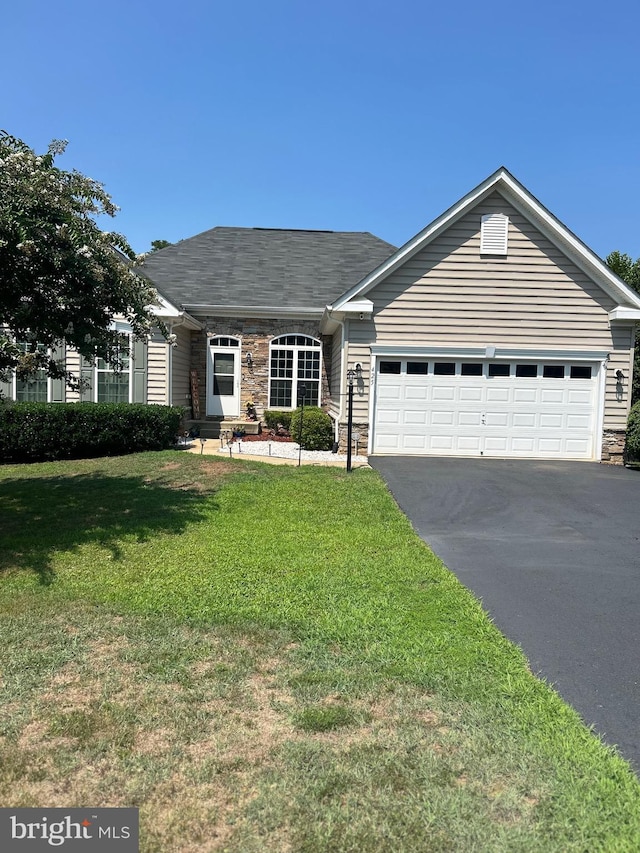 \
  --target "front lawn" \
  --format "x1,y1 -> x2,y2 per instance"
1,452 -> 639,851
